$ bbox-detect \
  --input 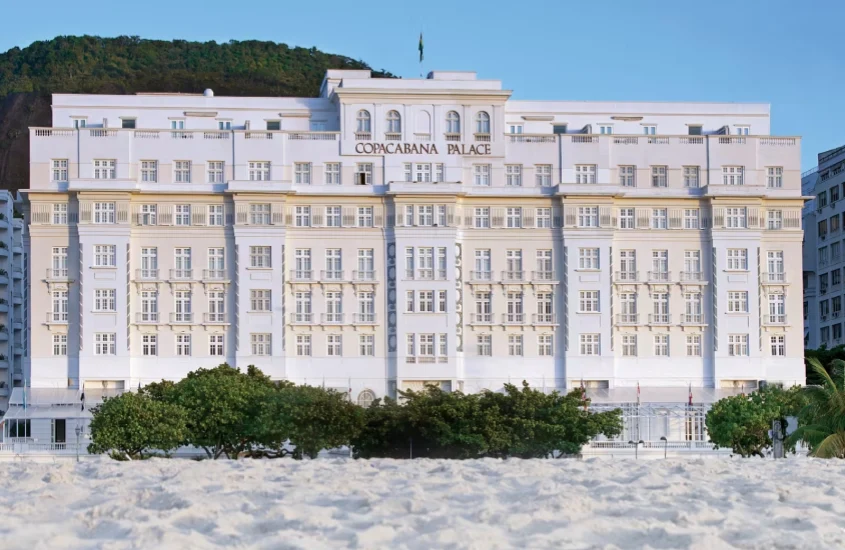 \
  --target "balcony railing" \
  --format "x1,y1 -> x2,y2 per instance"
290,312 -> 313,324
501,270 -> 525,282
353,270 -> 377,281
648,313 -> 671,325
203,312 -> 227,323
355,132 -> 372,141
169,269 -> 193,280
203,269 -> 226,280
471,271 -> 493,282
532,313 -> 557,324
532,271 -> 556,282
136,269 -> 159,280
615,313 -> 640,326
321,313 -> 345,324
135,312 -> 159,324
46,268 -> 70,280
444,133 -> 461,142
502,313 -> 524,325
352,313 -> 377,324
764,314 -> 787,326
289,270 -> 314,282
321,270 -> 345,281
384,132 -> 401,141
614,271 -> 639,283
762,272 -> 787,284
46,312 -> 69,324
474,133 -> 491,142
647,271 -> 671,283
680,271 -> 704,282
169,312 -> 193,324
680,313 -> 704,325
470,313 -> 493,324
